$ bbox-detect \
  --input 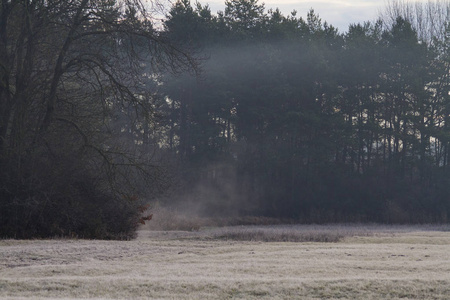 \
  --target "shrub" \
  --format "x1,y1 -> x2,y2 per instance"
0,154 -> 142,240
